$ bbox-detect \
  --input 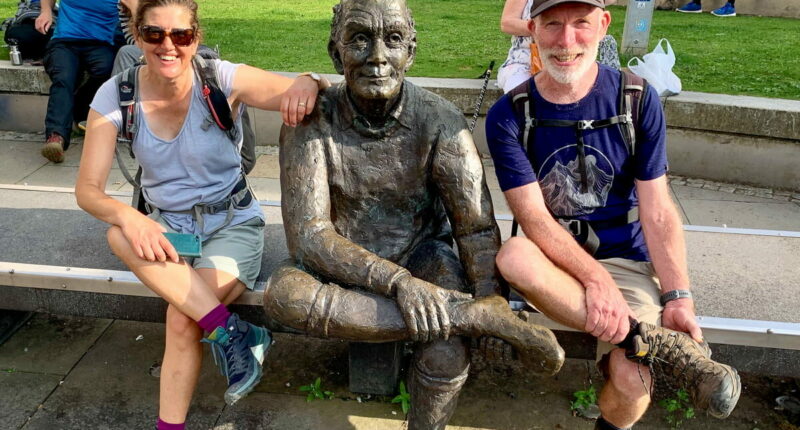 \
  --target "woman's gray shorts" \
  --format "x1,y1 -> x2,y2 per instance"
151,213 -> 265,290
